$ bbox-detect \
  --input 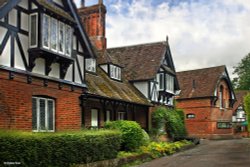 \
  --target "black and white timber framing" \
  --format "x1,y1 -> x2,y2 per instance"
0,0 -> 95,88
